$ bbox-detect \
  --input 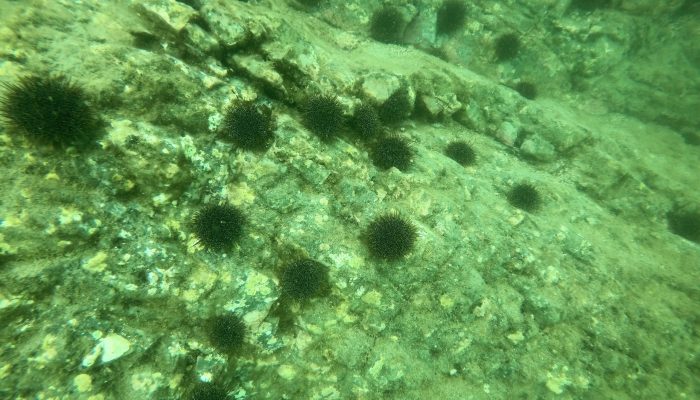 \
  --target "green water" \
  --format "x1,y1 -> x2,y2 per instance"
0,1 -> 698,399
